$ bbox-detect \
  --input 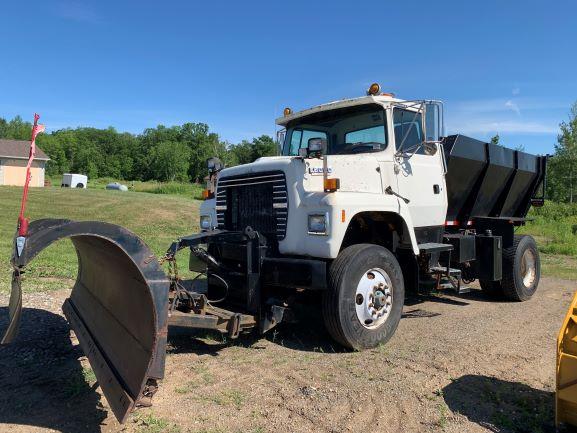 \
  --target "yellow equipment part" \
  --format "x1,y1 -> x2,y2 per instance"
557,290 -> 577,428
